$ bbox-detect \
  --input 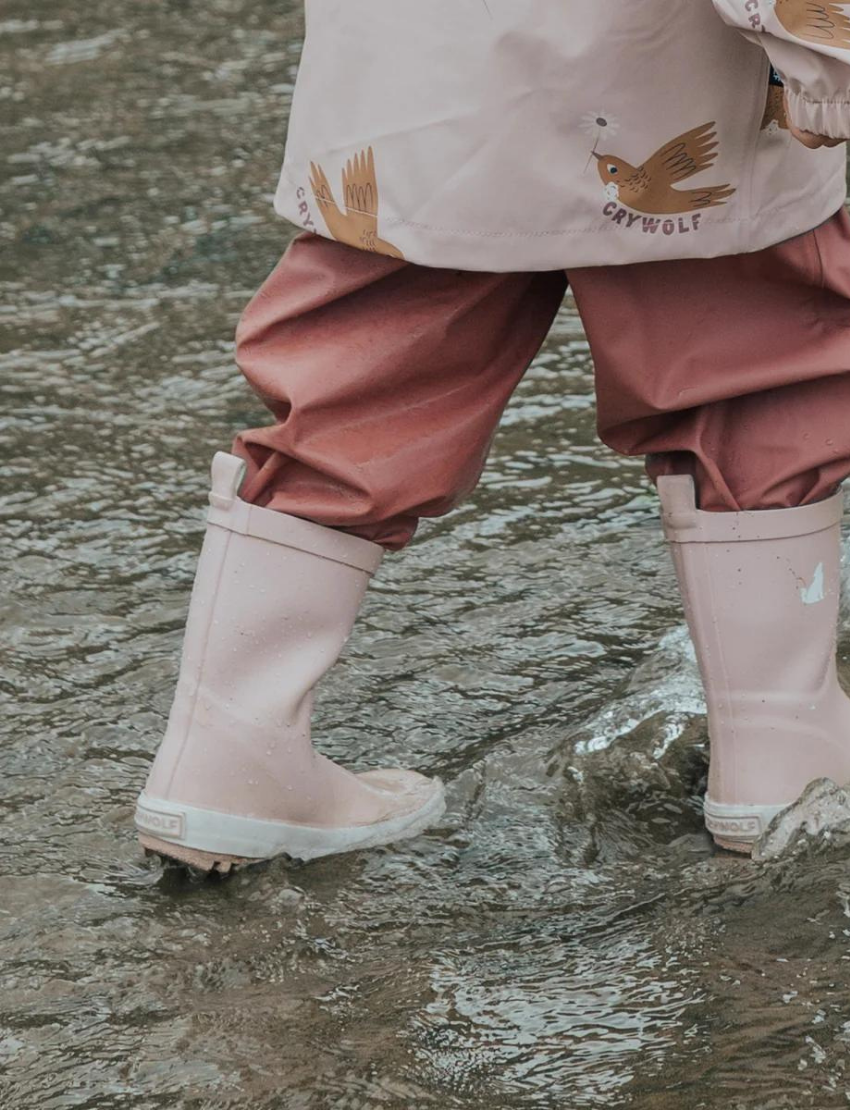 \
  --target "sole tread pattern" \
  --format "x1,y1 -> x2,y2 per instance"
139,833 -> 259,873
